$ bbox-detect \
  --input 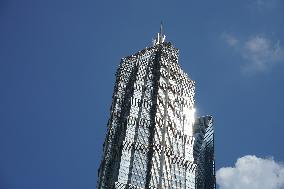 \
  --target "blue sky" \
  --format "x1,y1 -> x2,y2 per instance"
0,0 -> 284,188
